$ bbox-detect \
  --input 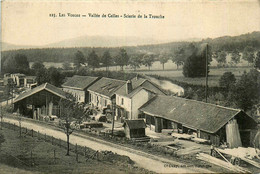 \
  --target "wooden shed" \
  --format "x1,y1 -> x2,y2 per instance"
123,119 -> 146,139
